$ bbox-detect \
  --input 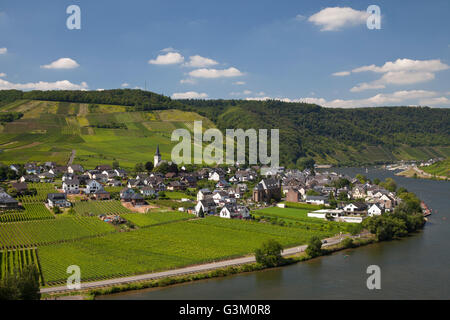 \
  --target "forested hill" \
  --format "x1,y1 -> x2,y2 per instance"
1,89 -> 449,166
